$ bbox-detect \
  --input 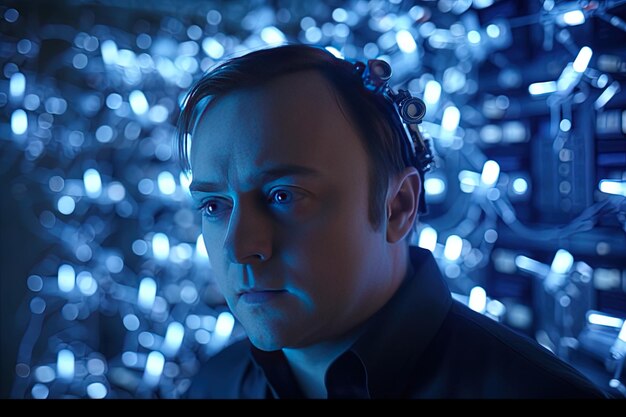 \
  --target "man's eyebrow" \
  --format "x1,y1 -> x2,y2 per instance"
189,164 -> 322,192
